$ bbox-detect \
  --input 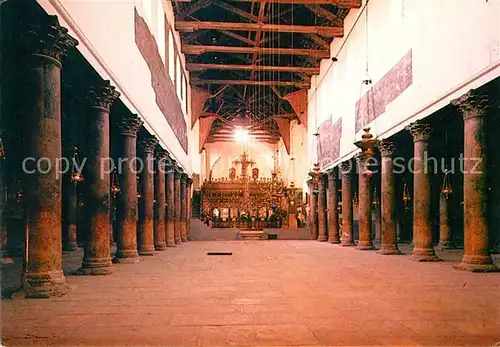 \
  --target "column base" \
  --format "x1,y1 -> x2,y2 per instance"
167,240 -> 177,247
175,238 -> 182,244
181,236 -> 188,242
340,239 -> 355,247
155,242 -> 167,251
410,248 -> 442,262
437,241 -> 455,250
138,247 -> 156,256
24,270 -> 69,298
113,250 -> 140,263
78,257 -> 113,275
317,236 -> 328,242
356,241 -> 375,250
377,247 -> 402,255
453,260 -> 500,272
329,237 -> 341,244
